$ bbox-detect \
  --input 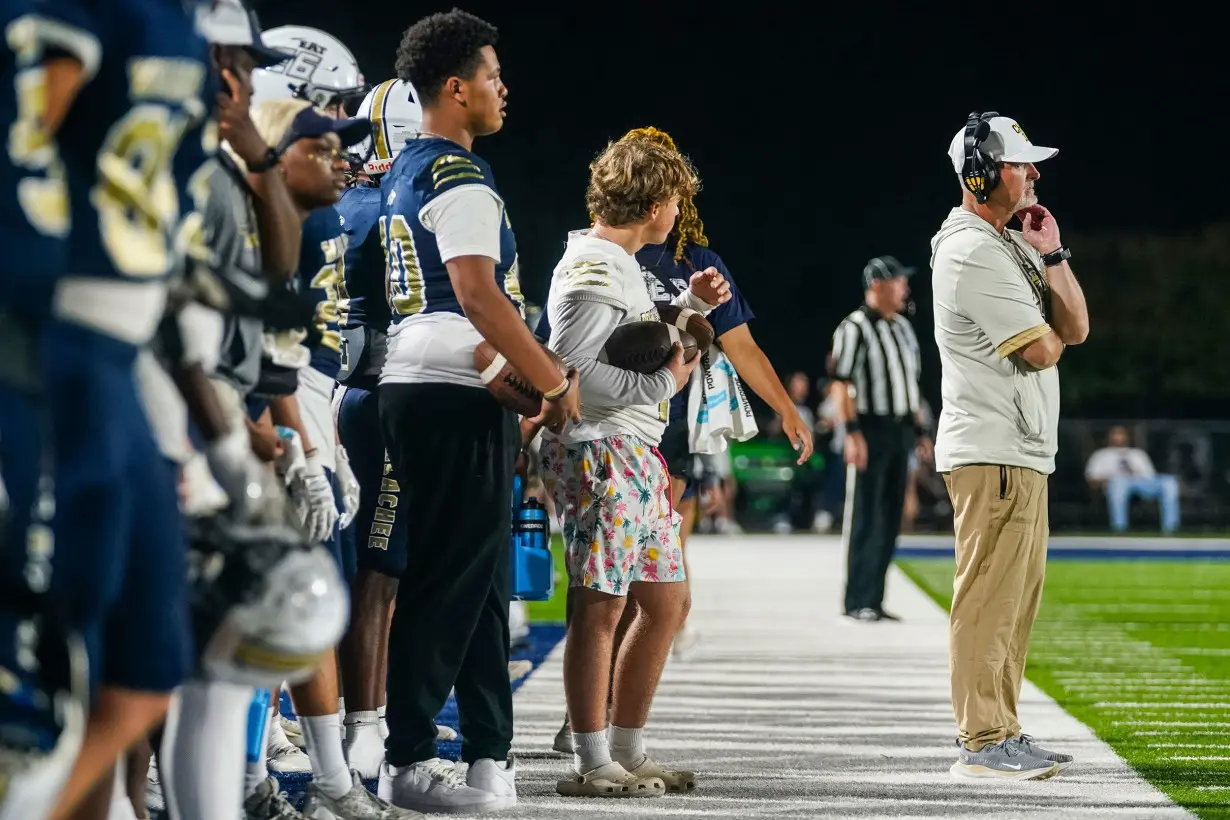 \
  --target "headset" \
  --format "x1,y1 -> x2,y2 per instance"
961,111 -> 1000,204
